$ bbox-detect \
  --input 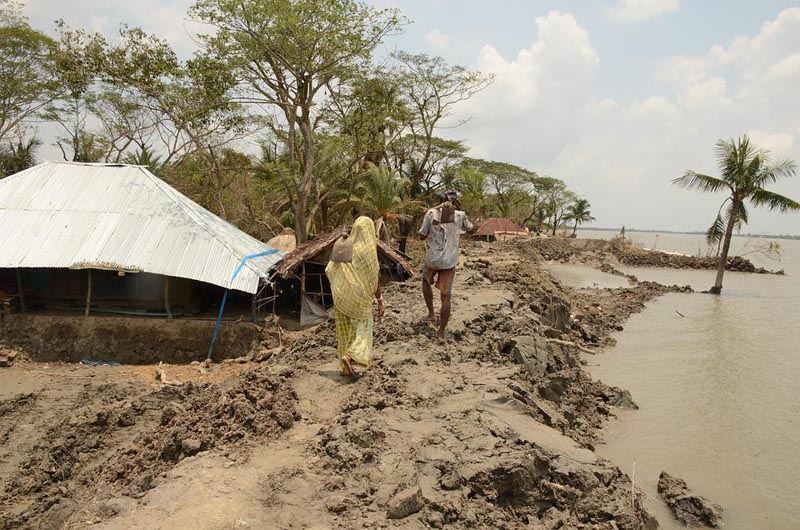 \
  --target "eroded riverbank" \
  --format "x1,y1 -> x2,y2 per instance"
577,230 -> 800,530
1,238 -> 706,529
